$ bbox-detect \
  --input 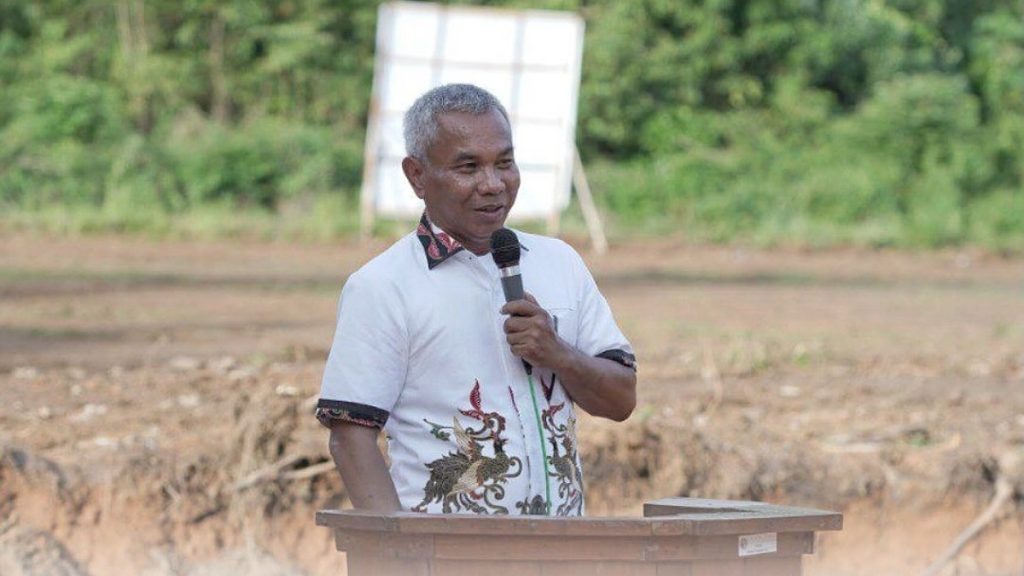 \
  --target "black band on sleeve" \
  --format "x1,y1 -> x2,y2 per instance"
596,349 -> 638,372
315,399 -> 389,429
